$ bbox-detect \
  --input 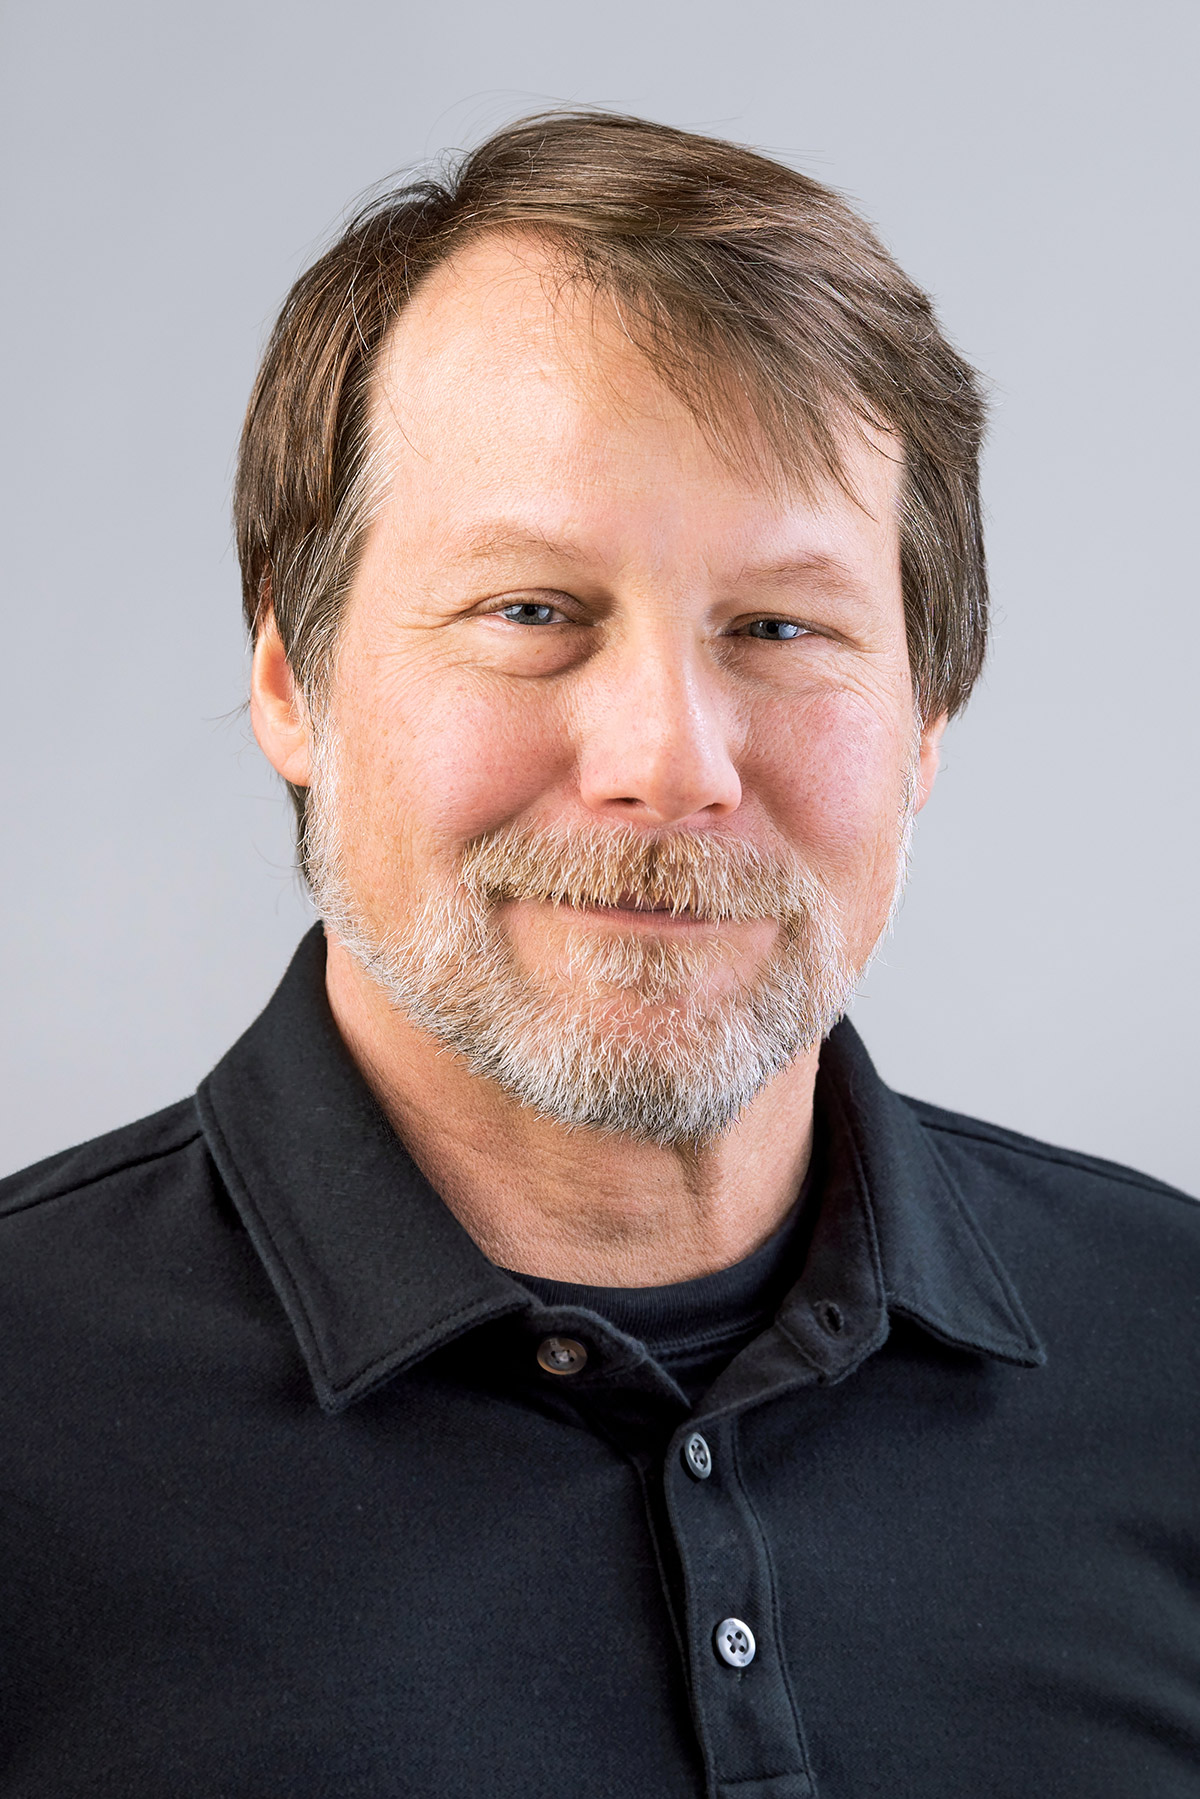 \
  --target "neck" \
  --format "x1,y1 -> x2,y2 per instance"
324,929 -> 819,1287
